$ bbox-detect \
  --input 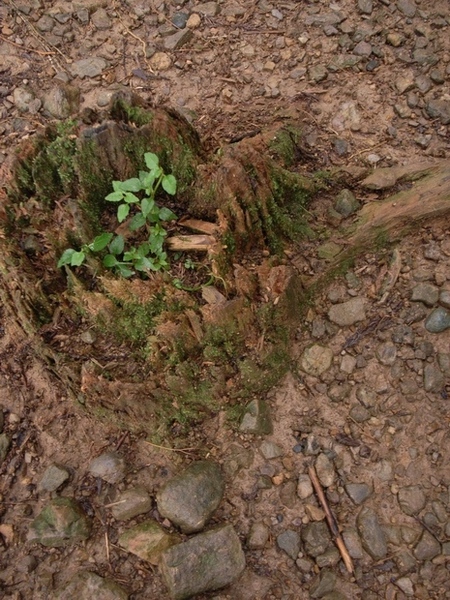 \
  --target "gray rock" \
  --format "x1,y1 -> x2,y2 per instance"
411,283 -> 439,307
413,50 -> 439,67
321,593 -> 349,600
118,519 -> 179,564
357,0 -> 373,14
398,485 -> 426,516
353,41 -> 372,56
394,576 -> 415,596
395,73 -> 415,94
239,399 -> 272,434
37,464 -> 70,493
259,440 -> 283,459
160,524 -> 245,600
439,290 -> 450,309
247,521 -> 269,549
397,0 -> 416,17
430,69 -> 445,84
42,84 -> 80,119
71,57 -> 108,78
342,528 -> 364,559
309,569 -> 336,598
13,86 -> 42,114
276,529 -> 301,559
316,546 -> 340,568
425,99 -> 450,125
327,382 -> 351,402
328,297 -> 366,327
414,530 -> 441,560
345,483 -> 372,505
91,8 -> 111,29
309,64 -> 328,83
302,522 -> 331,557
110,487 -> 152,520
163,29 -> 193,51
157,460 -> 224,533
36,15 -> 55,32
376,341 -> 397,366
425,307 -> 450,333
396,549 -> 417,574
335,189 -> 360,217
315,453 -> 335,488
349,404 -> 370,423
298,474 -> 314,499
28,498 -> 91,547
356,507 -> 387,560
55,571 -> 128,600
423,363 -> 444,393
305,12 -> 345,27
89,452 -> 126,484
356,386 -> 376,408
195,1 -> 219,16
328,55 -> 361,72
300,344 -> 333,376
392,324 -> 415,345
172,12 -> 188,28
415,74 -> 432,93
0,433 -> 10,464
